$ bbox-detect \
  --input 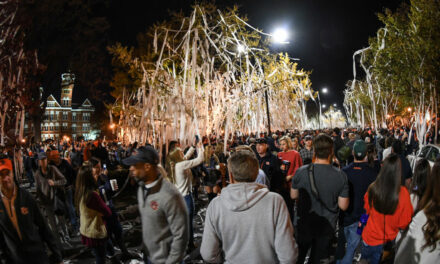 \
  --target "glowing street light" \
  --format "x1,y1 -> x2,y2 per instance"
333,103 -> 337,107
237,44 -> 245,54
109,123 -> 116,129
407,107 -> 412,113
322,104 -> 327,109
271,28 -> 289,44
322,87 -> 328,94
